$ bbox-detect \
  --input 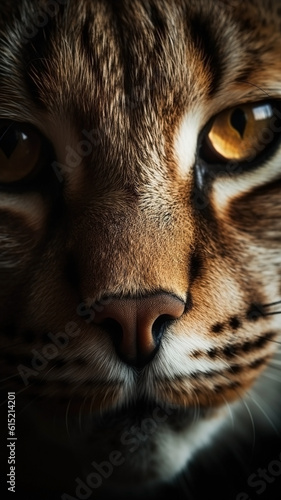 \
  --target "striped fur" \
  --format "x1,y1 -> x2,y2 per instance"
0,1 -> 281,497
